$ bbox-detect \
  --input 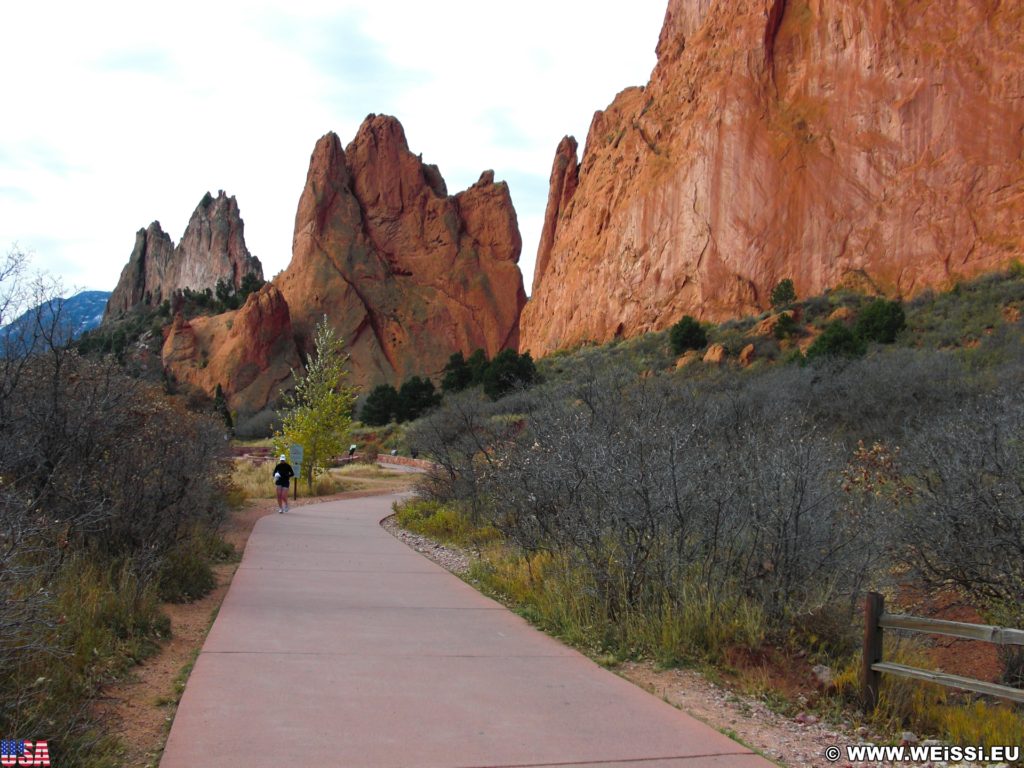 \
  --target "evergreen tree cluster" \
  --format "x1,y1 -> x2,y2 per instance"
361,376 -> 442,426
359,348 -> 539,426
183,273 -> 266,313
441,348 -> 538,401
